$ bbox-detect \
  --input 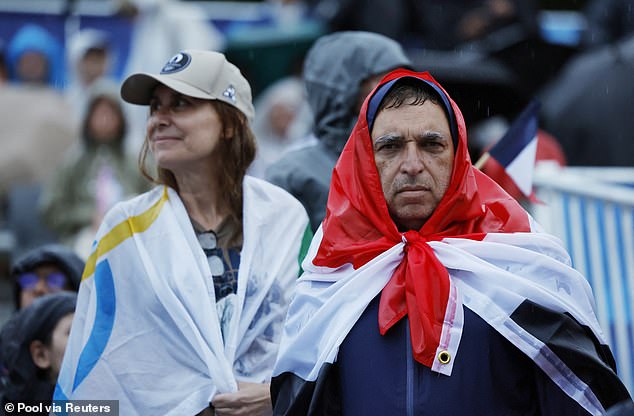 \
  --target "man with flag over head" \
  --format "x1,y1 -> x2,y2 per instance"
271,69 -> 632,415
